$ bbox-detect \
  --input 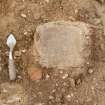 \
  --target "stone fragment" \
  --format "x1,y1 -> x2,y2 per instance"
21,13 -> 27,18
28,66 -> 42,81
34,21 -> 93,69
88,68 -> 94,74
62,73 -> 69,79
69,78 -> 75,87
